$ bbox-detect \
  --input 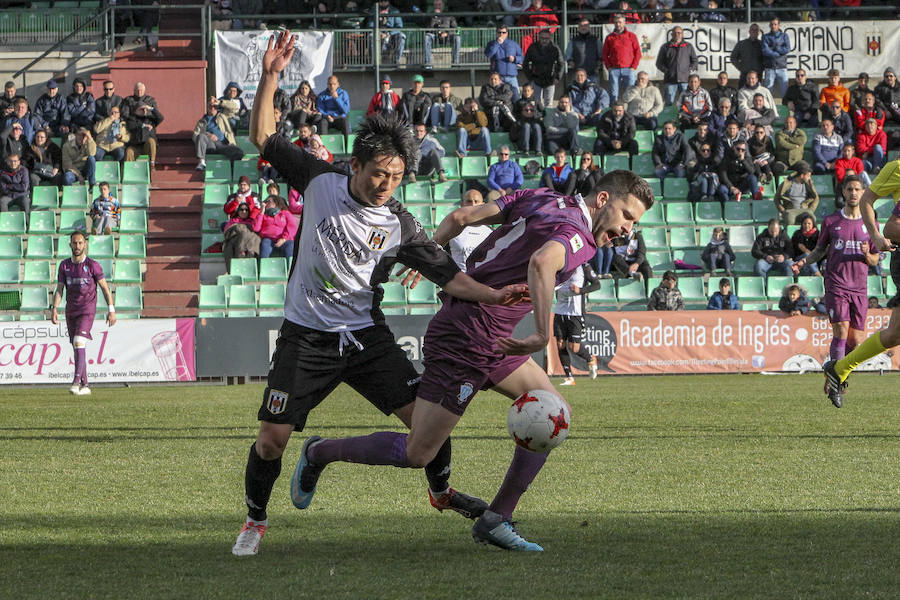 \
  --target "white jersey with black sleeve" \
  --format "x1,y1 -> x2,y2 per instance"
554,266 -> 585,317
262,134 -> 460,332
